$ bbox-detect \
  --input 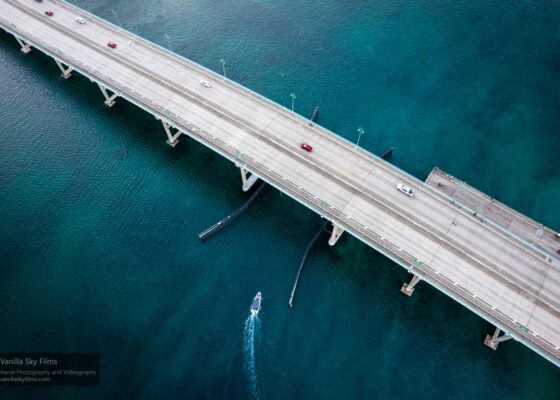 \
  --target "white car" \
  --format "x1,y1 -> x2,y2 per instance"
200,79 -> 212,88
75,17 -> 86,24
396,183 -> 414,197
